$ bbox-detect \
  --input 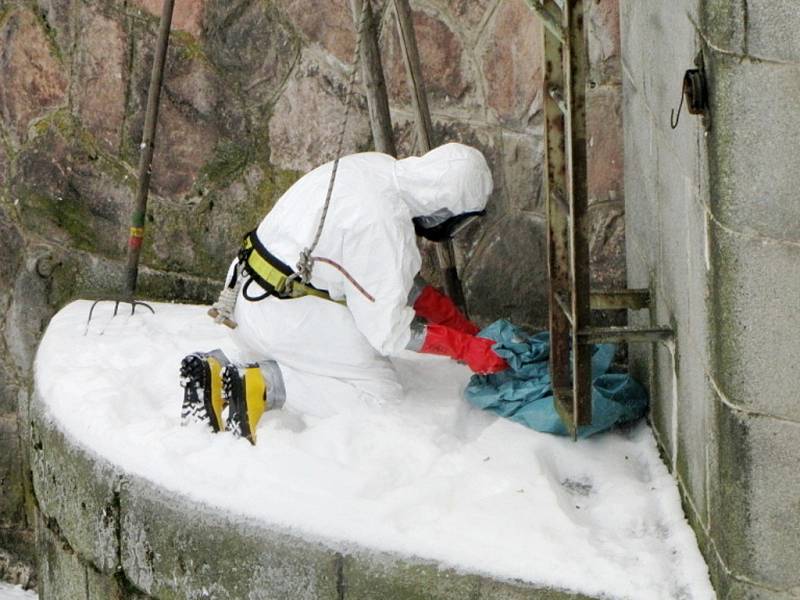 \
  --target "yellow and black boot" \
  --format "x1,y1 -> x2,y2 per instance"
223,363 -> 284,445
179,349 -> 230,432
